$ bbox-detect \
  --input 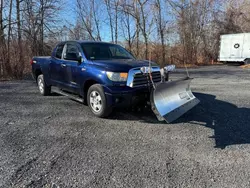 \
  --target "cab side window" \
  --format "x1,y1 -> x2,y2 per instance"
55,44 -> 64,59
65,44 -> 80,61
